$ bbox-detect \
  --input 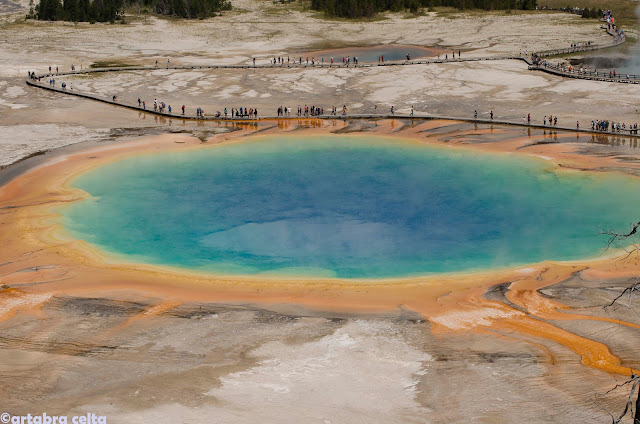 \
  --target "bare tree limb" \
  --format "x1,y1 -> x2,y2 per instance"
597,375 -> 640,423
601,221 -> 640,250
604,278 -> 640,311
